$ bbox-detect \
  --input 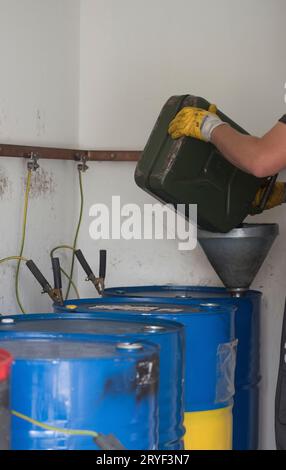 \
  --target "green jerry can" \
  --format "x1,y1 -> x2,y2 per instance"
135,95 -> 273,233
